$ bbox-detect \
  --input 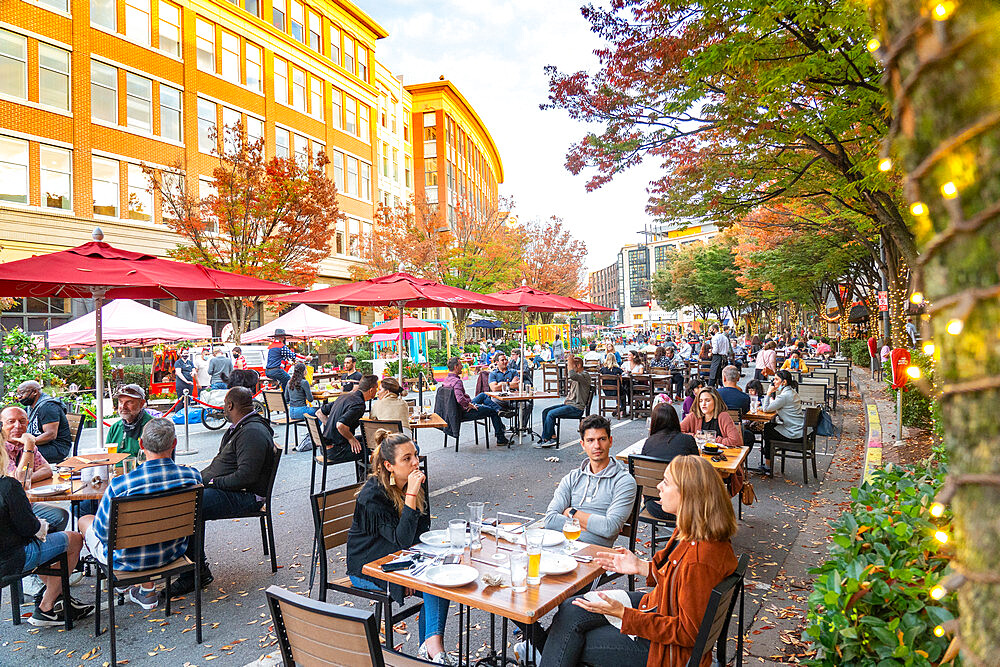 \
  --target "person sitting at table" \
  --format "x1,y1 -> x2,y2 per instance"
208,346 -> 233,390
78,418 -> 201,610
107,384 -> 154,458
680,387 -> 743,450
370,378 -> 412,437
340,355 -> 363,392
677,338 -> 694,361
535,356 -> 591,448
681,378 -> 704,418
345,430 -> 453,664
780,349 -> 809,373
439,358 -> 511,446
2,406 -> 69,533
640,403 -> 698,520
0,441 -> 93,627
604,341 -> 622,365
758,370 -> 805,477
623,350 -> 646,376
321,375 -> 380,463
508,348 -> 533,386
284,362 -> 317,420
815,338 -> 832,357
472,353 -> 519,443
539,342 -> 553,363
15,381 -> 73,462
584,342 -> 603,363
649,346 -> 670,369
754,340 -> 778,381
717,365 -> 751,414
530,455 -> 738,667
